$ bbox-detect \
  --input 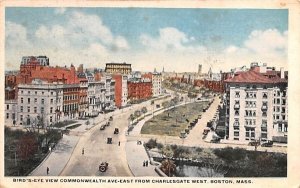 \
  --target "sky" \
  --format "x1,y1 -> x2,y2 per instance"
5,8 -> 288,72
